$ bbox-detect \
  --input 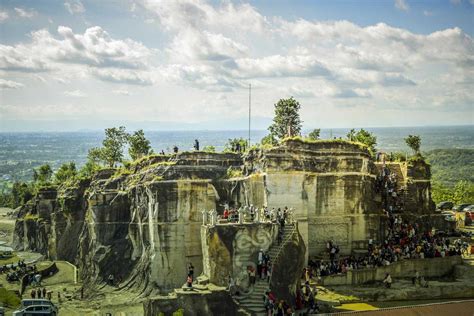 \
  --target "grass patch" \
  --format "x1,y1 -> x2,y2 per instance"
0,287 -> 21,308
281,136 -> 369,151
0,254 -> 20,266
